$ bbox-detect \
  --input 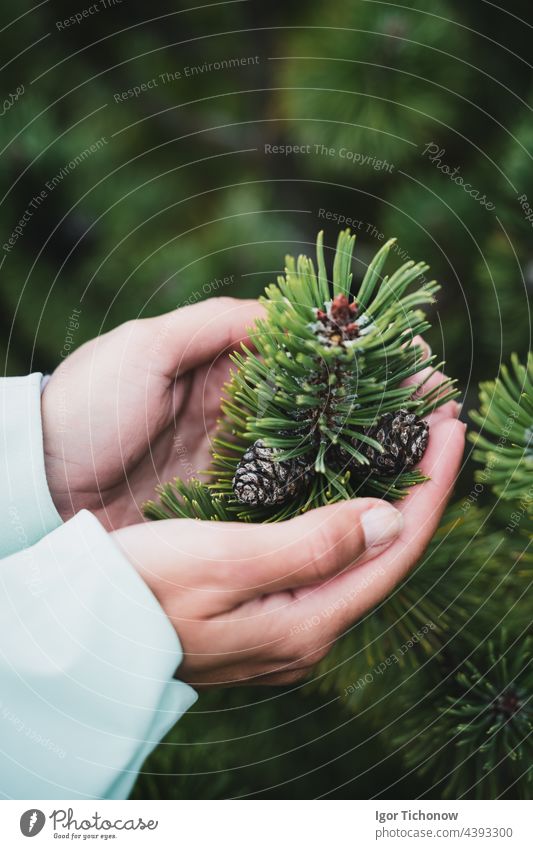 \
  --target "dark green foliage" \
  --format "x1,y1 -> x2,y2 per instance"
471,233 -> 530,365
278,0 -> 469,167
308,504 -> 530,709
376,357 -> 533,800
392,632 -> 532,799
131,686 -> 420,800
